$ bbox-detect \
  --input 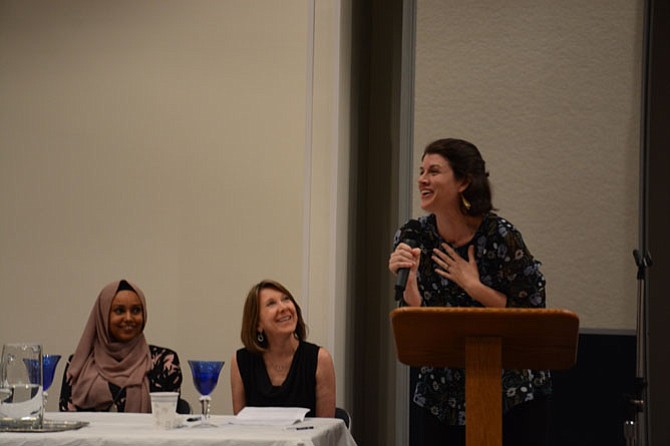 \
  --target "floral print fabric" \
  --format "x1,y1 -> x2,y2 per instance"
394,213 -> 552,425
59,345 -> 183,412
